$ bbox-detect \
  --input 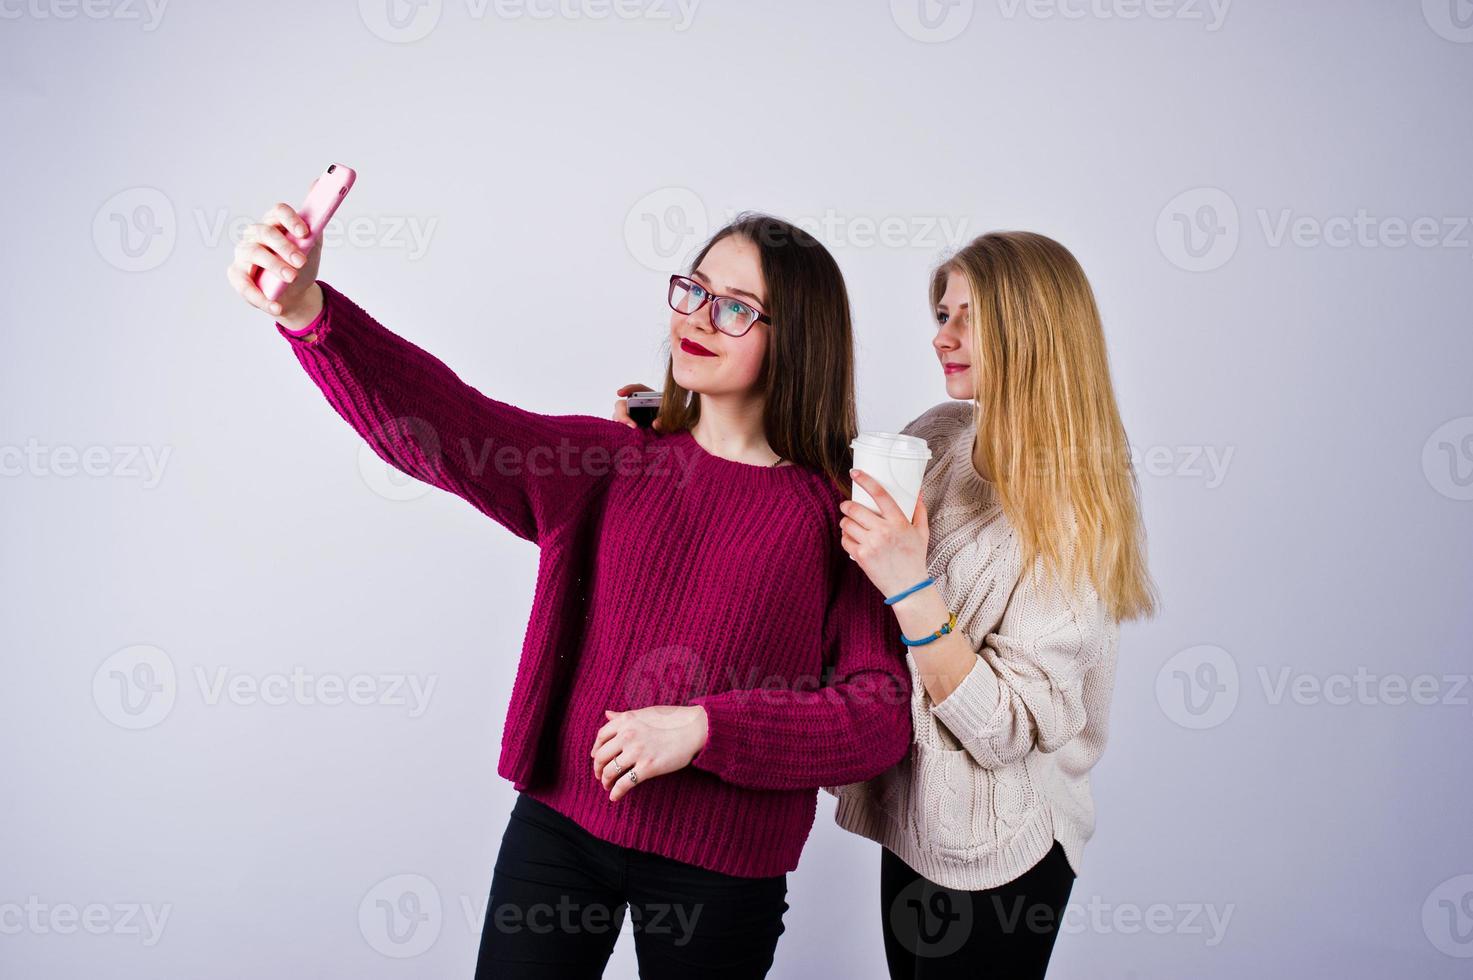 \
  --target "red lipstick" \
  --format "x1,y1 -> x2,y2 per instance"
681,338 -> 717,357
